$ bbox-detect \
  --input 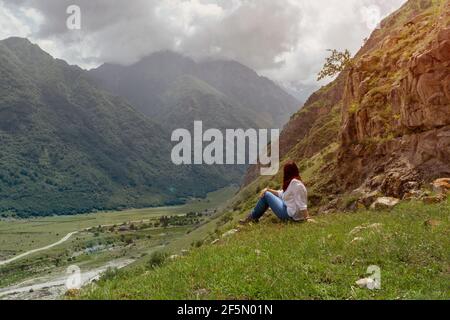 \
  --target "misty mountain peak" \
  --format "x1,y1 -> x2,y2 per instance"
89,51 -> 300,128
